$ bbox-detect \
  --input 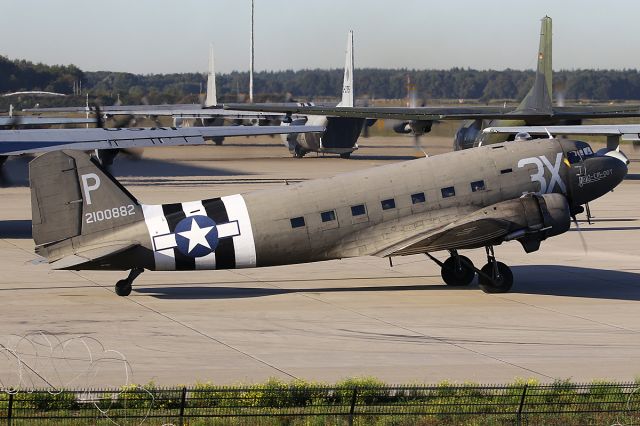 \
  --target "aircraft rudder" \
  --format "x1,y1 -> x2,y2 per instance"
538,16 -> 552,101
339,30 -> 354,107
205,44 -> 217,107
30,150 -> 140,248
